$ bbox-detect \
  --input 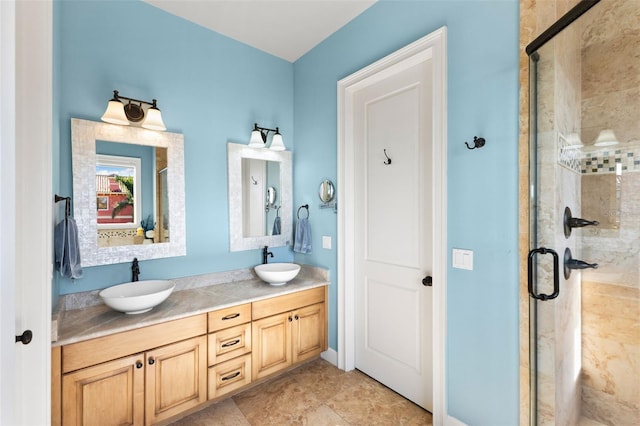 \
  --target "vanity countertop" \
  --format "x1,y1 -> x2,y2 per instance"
53,266 -> 329,347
